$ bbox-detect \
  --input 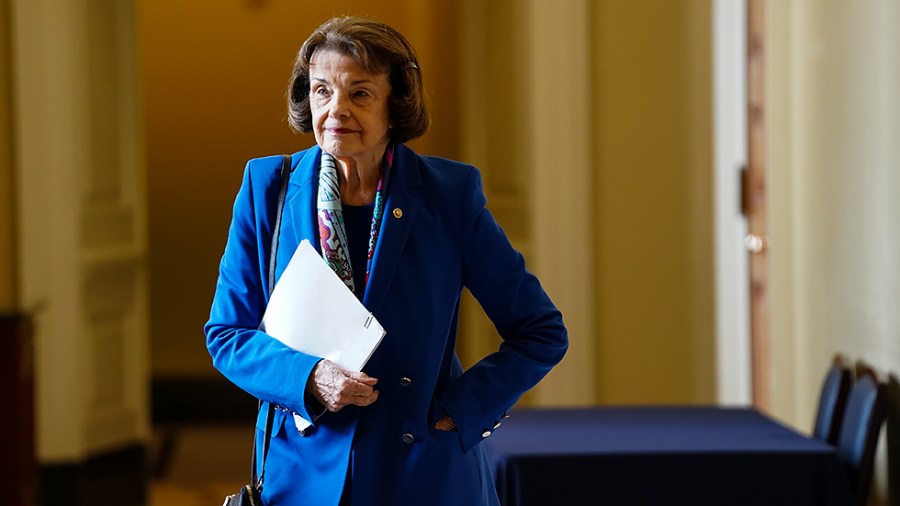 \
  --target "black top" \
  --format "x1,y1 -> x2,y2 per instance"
341,202 -> 375,299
